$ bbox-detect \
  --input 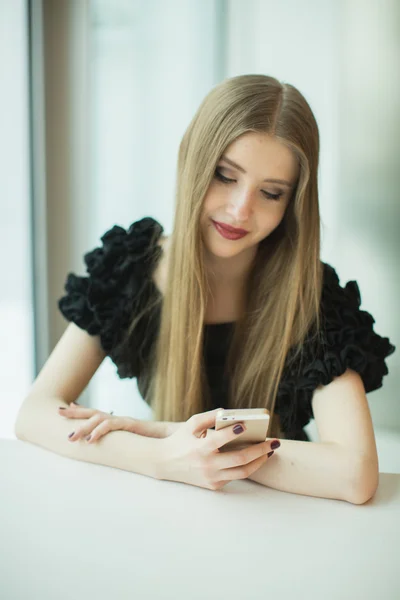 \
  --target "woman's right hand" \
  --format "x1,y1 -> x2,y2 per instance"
156,408 -> 279,491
